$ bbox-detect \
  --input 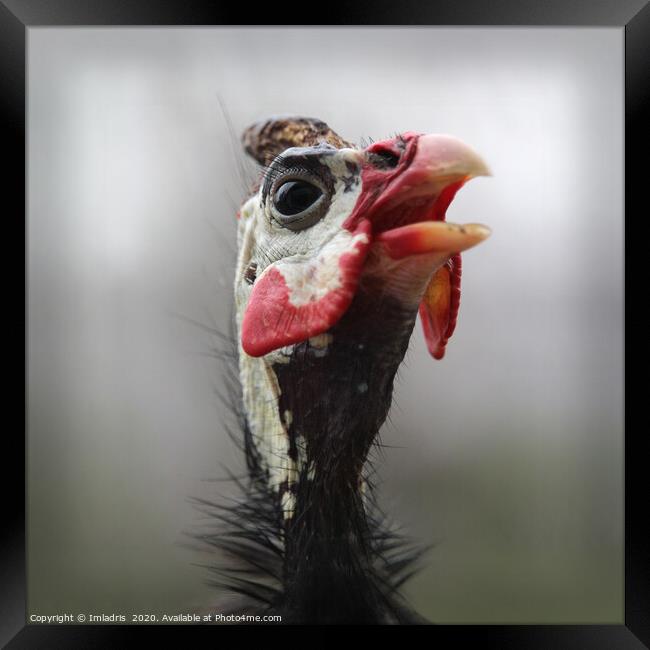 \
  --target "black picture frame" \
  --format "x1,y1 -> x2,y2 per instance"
3,0 -> 647,645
